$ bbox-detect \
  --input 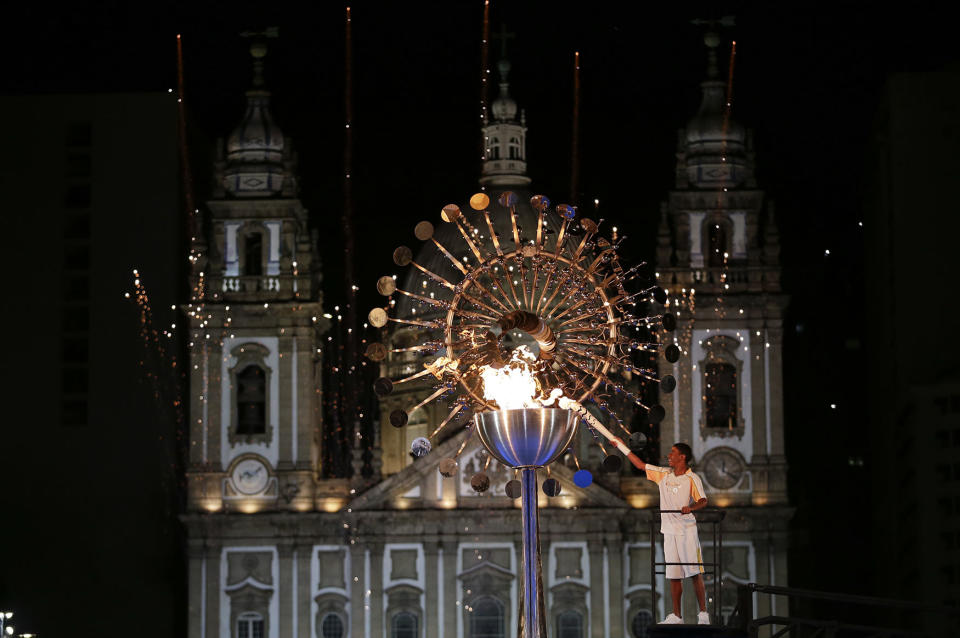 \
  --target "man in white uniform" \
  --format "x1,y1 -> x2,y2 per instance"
632,442 -> 709,624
